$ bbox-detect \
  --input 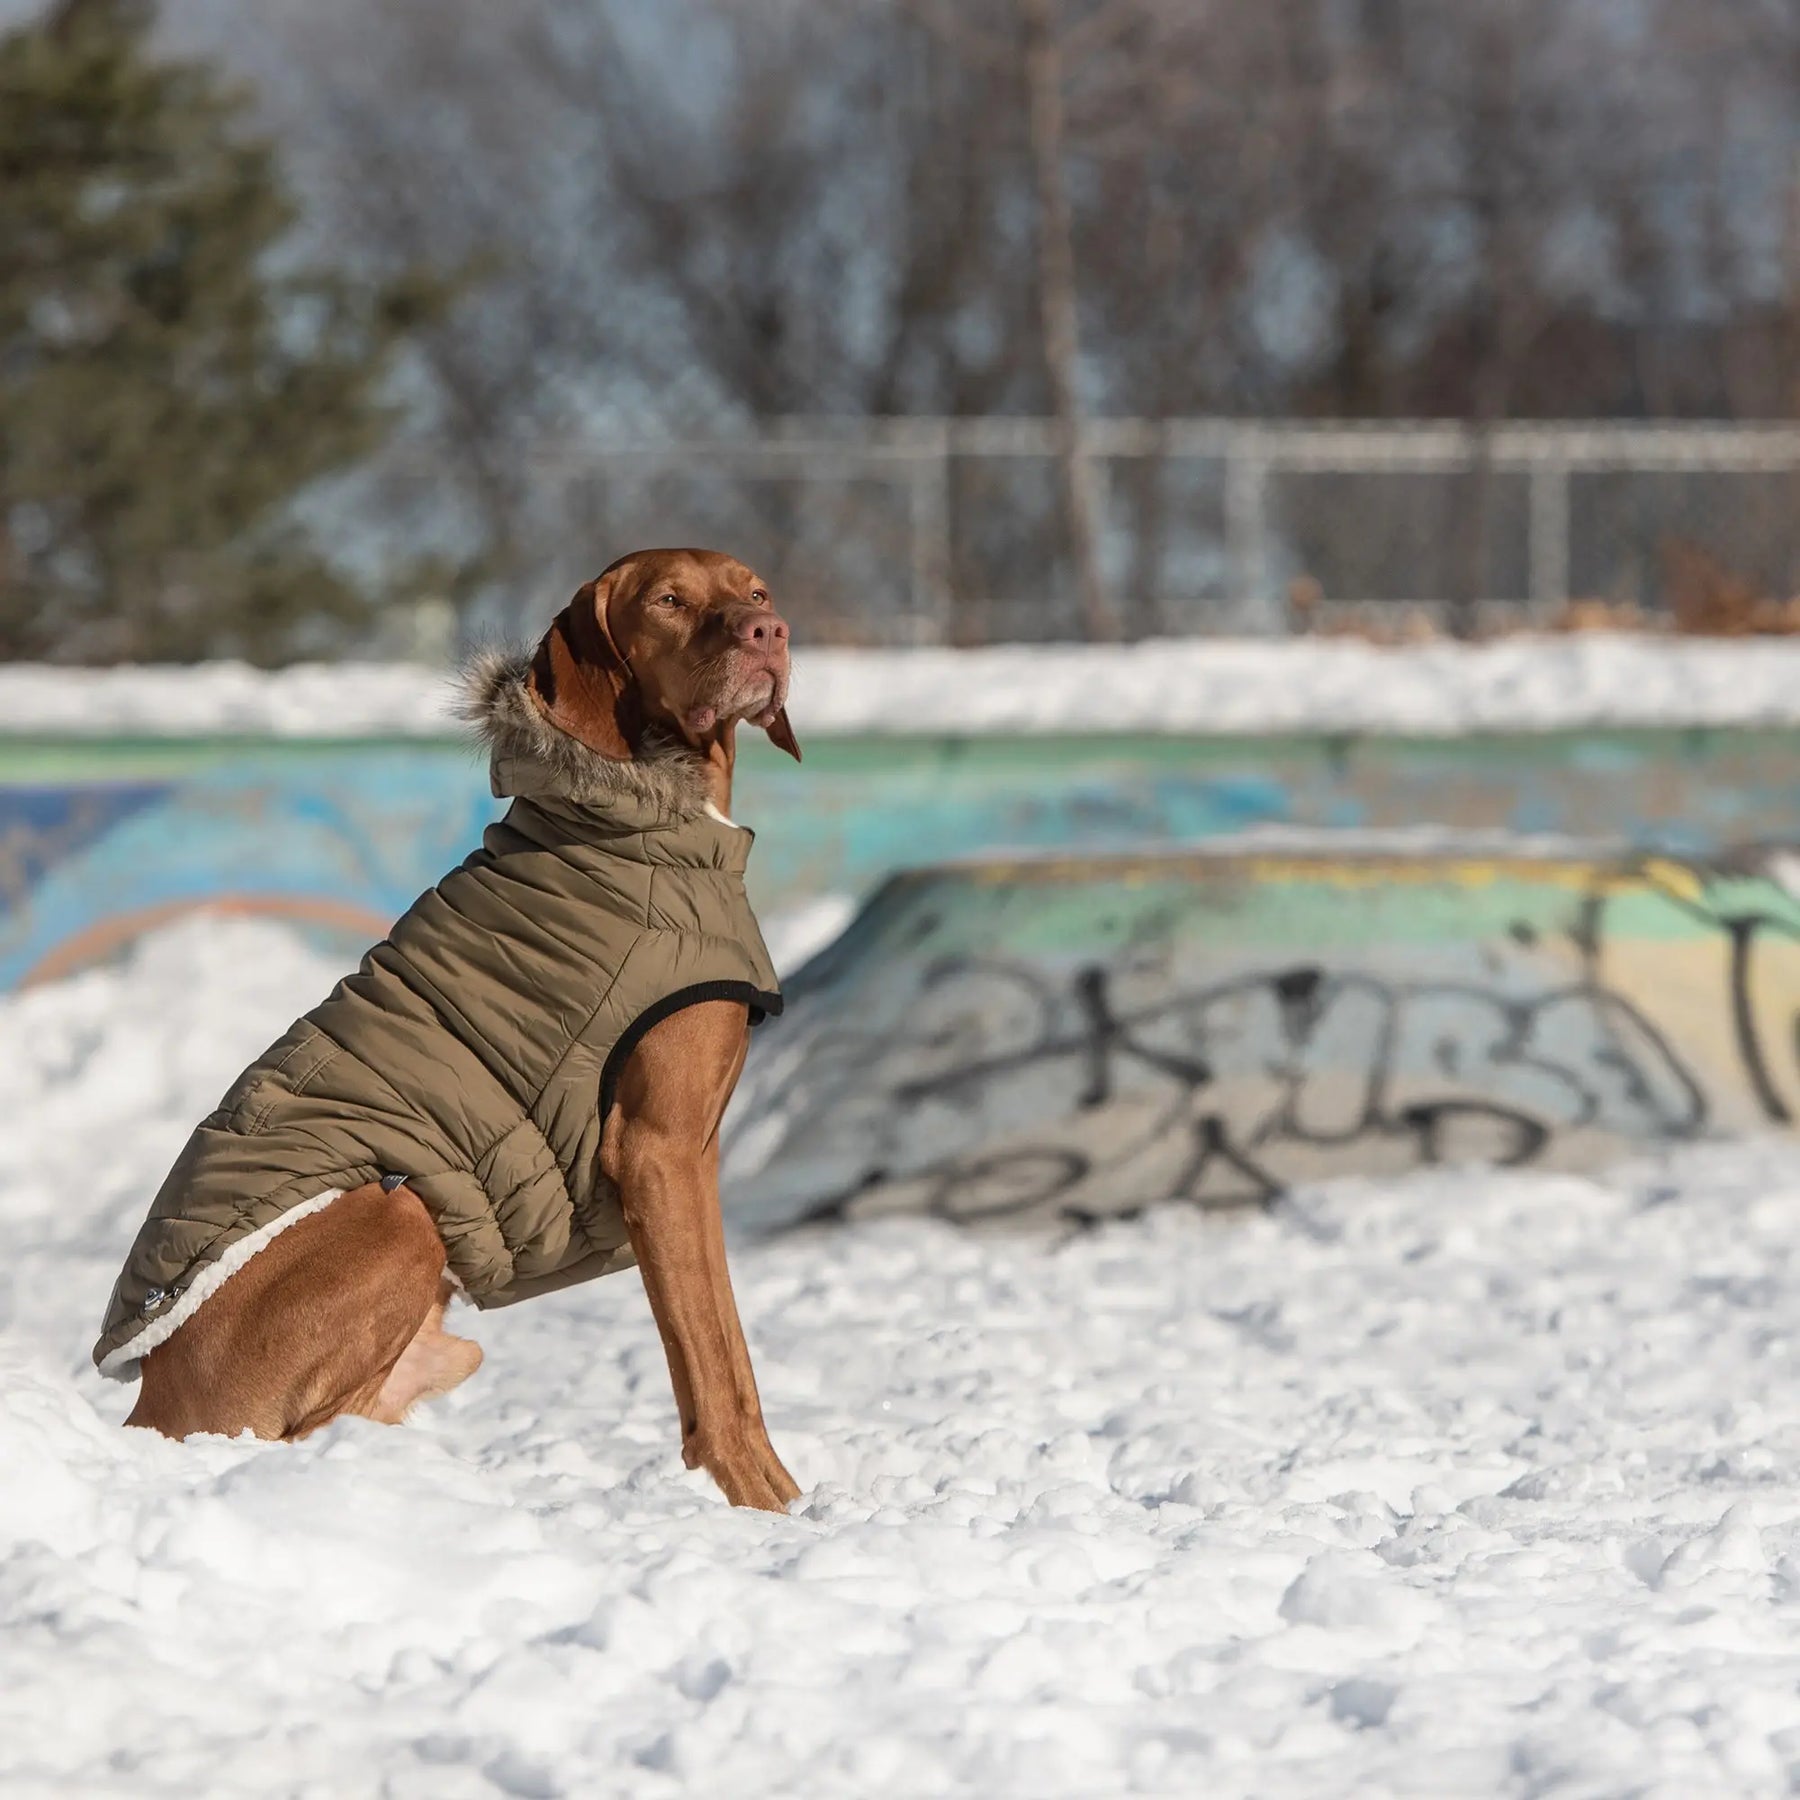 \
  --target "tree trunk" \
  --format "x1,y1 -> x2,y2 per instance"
1020,0 -> 1115,641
